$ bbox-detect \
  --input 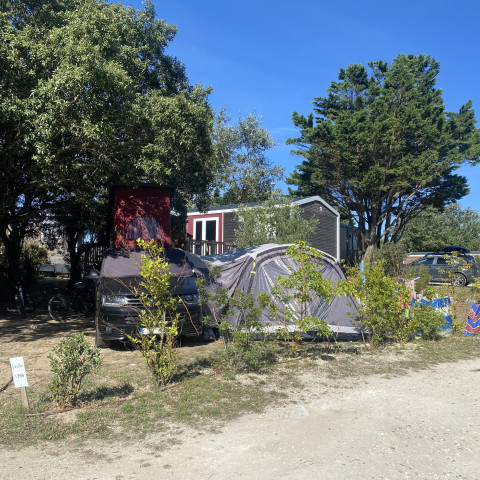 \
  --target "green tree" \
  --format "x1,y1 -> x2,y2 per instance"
234,193 -> 317,248
44,193 -> 109,287
399,203 -> 480,252
287,54 -> 480,260
0,0 -> 215,284
213,110 -> 282,205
